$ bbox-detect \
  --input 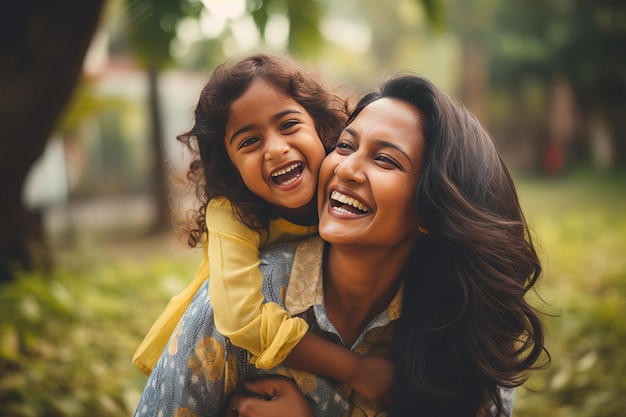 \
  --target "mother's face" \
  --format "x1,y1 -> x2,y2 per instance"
317,97 -> 425,249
